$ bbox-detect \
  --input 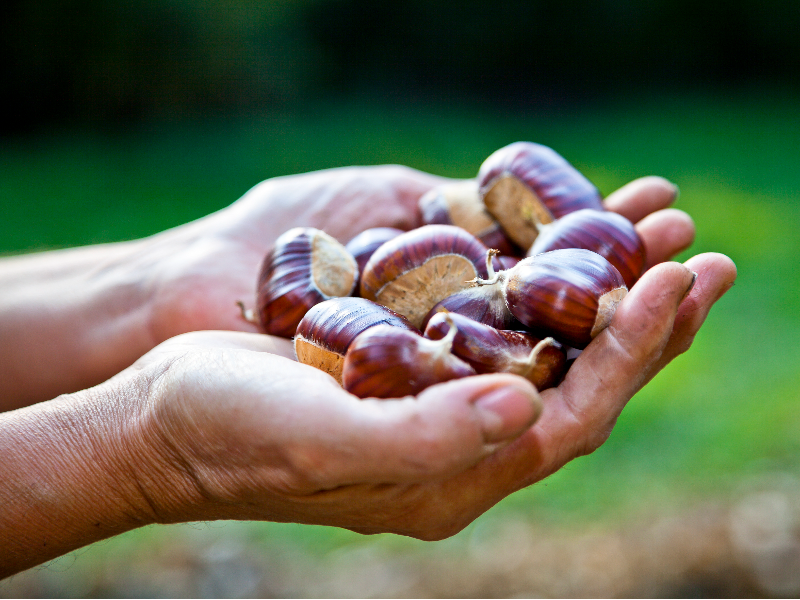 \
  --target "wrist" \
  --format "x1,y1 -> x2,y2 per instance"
0,239 -> 159,408
0,383 -> 156,576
